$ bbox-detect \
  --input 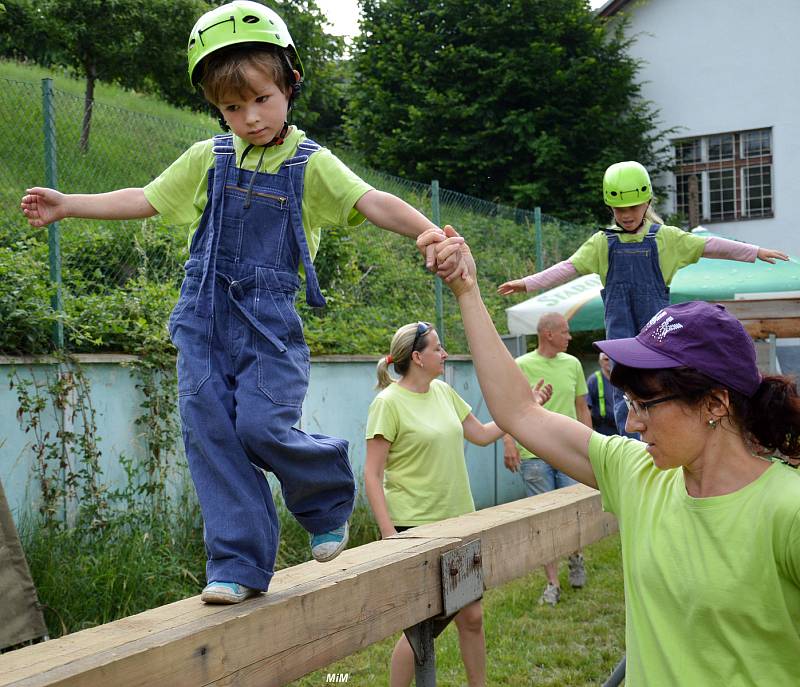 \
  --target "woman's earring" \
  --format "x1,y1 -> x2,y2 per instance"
708,419 -> 718,429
